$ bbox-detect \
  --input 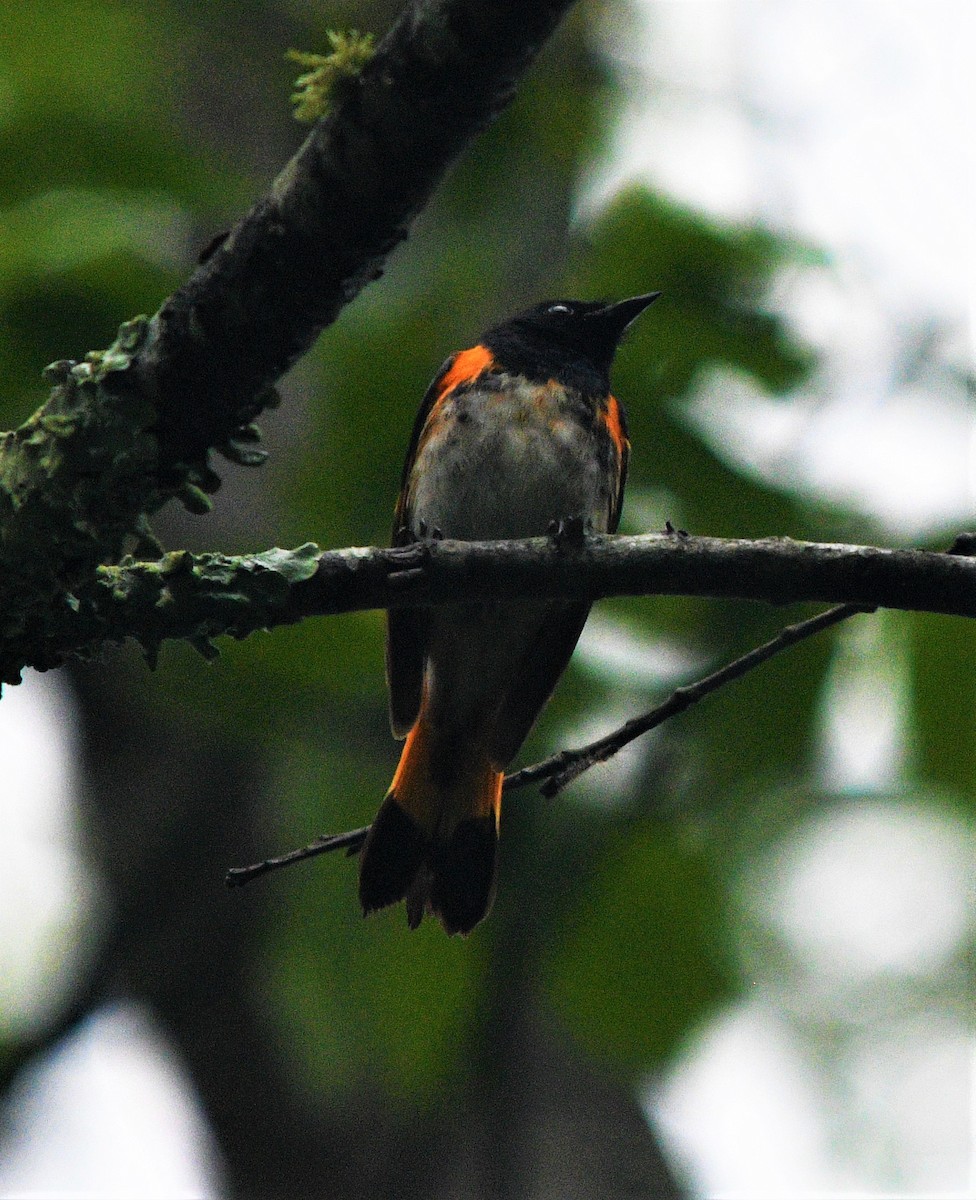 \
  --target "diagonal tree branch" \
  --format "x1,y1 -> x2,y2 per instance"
0,0 -> 579,680
136,0 -> 581,466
